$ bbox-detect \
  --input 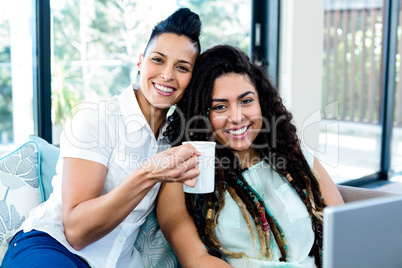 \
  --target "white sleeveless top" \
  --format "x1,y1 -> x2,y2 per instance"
213,152 -> 316,268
